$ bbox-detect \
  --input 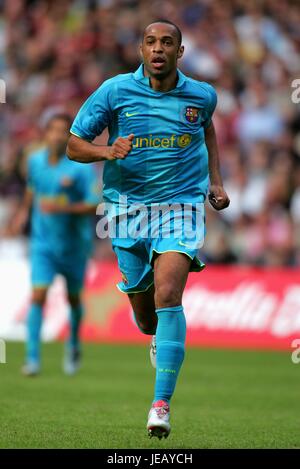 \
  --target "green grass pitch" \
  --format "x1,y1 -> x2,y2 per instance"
0,342 -> 299,448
